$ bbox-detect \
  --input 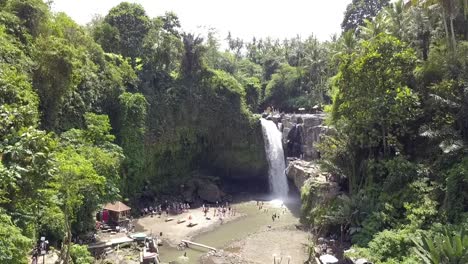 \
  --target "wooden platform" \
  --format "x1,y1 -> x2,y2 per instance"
181,240 -> 216,252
